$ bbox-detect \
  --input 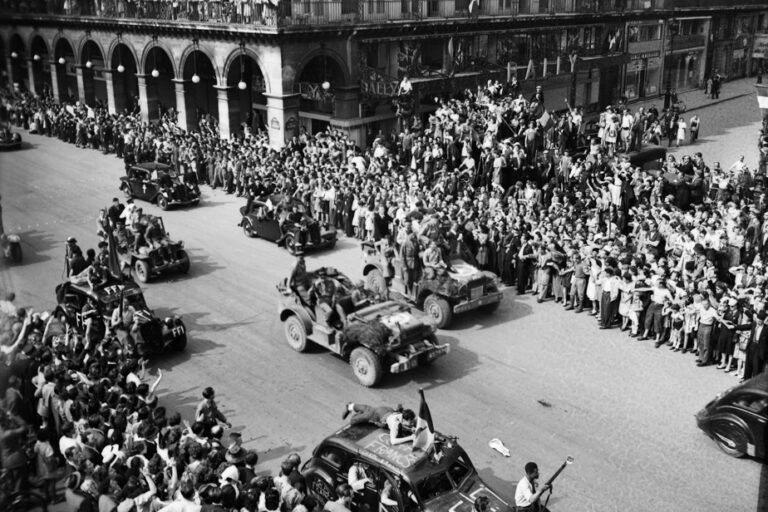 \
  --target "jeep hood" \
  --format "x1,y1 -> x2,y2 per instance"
447,259 -> 488,283
422,476 -> 513,512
